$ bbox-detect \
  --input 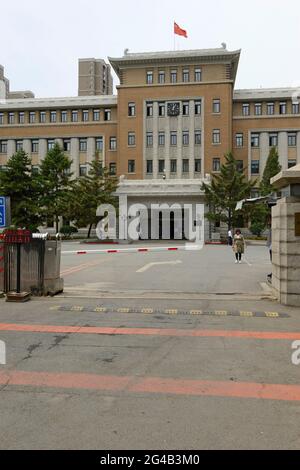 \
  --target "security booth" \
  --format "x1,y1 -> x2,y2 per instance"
271,164 -> 300,307
1,230 -> 63,302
